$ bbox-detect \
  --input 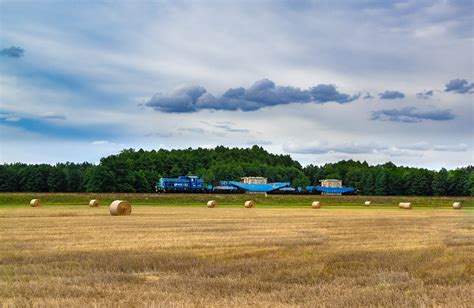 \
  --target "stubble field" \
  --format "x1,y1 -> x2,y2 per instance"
1,201 -> 473,307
